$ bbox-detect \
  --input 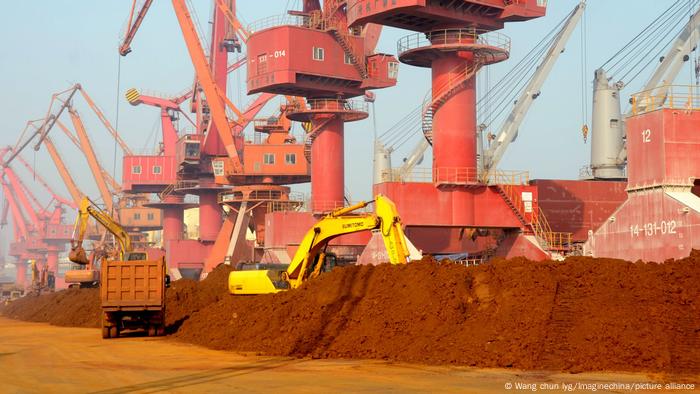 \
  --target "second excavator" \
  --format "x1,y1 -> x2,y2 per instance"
66,197 -> 147,287
229,194 -> 413,295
